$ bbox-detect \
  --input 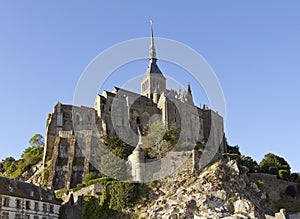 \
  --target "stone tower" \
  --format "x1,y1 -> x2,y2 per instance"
128,129 -> 145,182
141,20 -> 166,101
